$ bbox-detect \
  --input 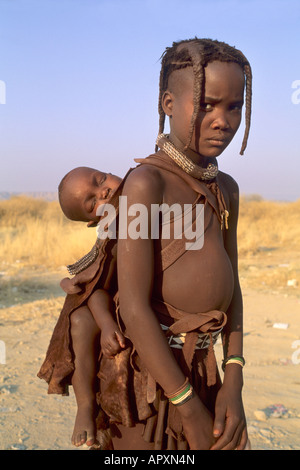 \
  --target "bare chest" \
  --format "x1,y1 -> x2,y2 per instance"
153,201 -> 234,313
